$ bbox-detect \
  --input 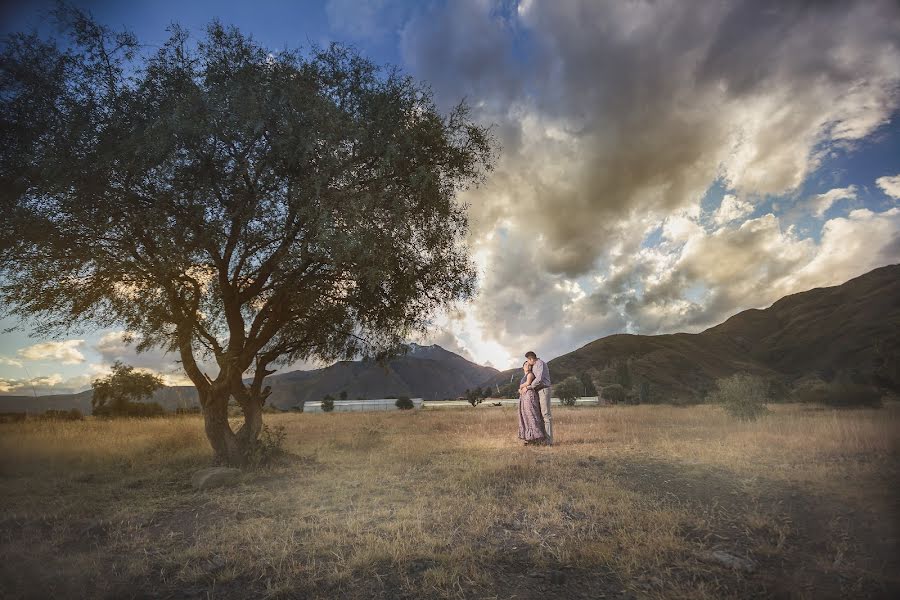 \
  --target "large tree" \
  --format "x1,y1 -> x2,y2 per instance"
0,5 -> 496,464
